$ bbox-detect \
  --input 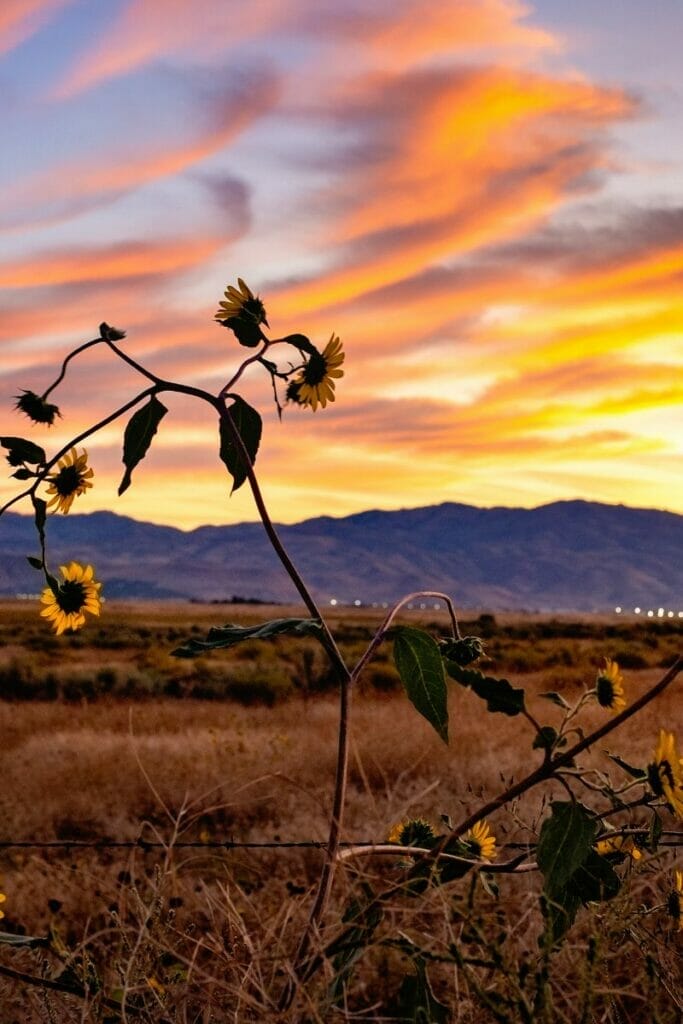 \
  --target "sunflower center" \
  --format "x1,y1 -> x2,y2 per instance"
55,465 -> 82,496
596,676 -> 615,707
302,352 -> 328,386
241,297 -> 266,323
57,580 -> 86,614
